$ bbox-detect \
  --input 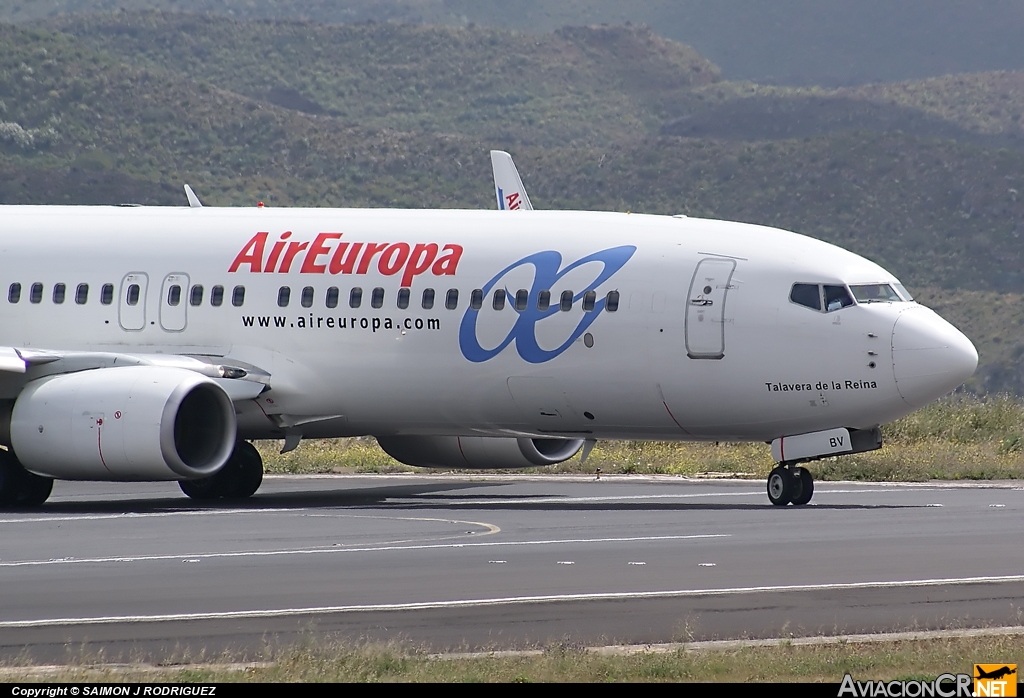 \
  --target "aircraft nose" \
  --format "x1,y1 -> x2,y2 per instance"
891,307 -> 978,406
